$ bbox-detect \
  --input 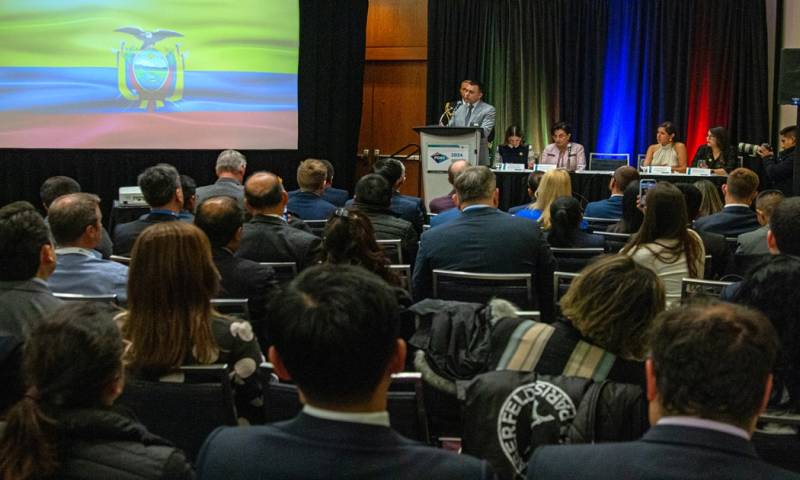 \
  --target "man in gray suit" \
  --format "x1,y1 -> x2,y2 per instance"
737,190 -> 784,256
449,80 -> 496,165
0,202 -> 63,339
196,149 -> 247,205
